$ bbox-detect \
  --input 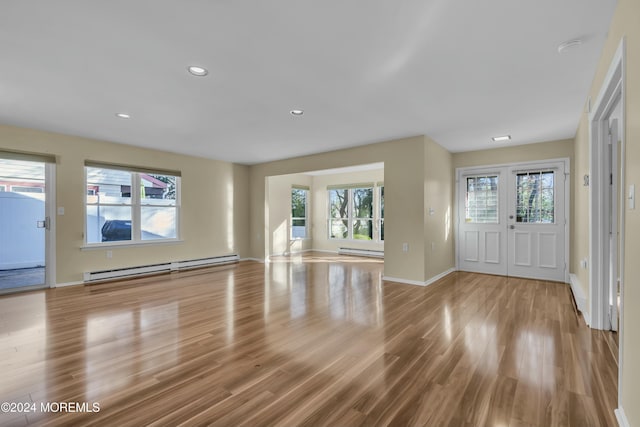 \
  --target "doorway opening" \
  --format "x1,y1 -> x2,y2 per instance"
588,37 -> 625,423
0,157 -> 55,293
588,39 -> 625,333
